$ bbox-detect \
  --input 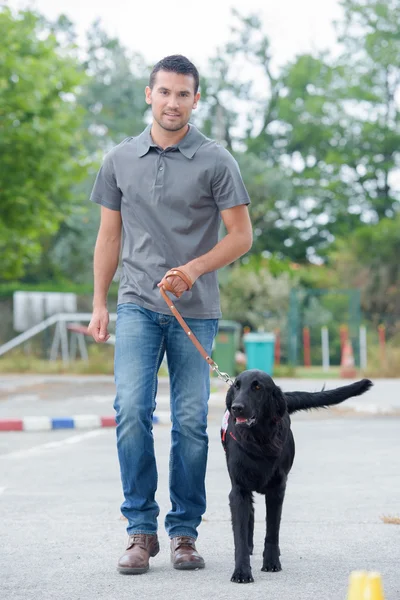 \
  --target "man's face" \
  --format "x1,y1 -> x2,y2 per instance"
145,70 -> 200,133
